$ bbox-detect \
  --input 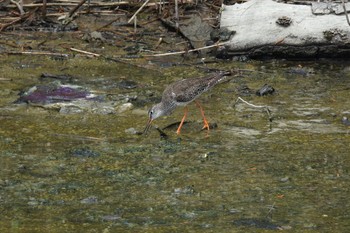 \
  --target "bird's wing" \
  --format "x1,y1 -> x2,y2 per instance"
175,75 -> 224,103
162,72 -> 230,104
